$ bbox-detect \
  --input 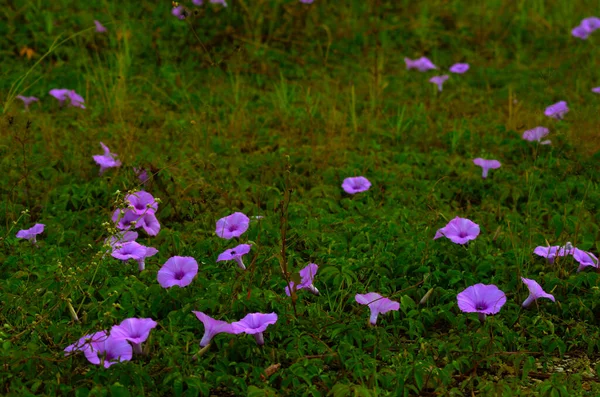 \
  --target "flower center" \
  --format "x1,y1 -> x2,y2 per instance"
230,250 -> 236,255
476,304 -> 487,311
174,271 -> 185,280
228,225 -> 238,232
458,231 -> 468,238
